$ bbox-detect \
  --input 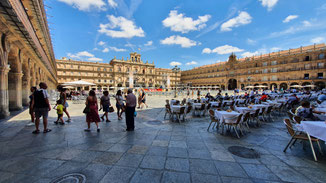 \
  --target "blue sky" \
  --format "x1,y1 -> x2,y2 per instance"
47,0 -> 326,70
